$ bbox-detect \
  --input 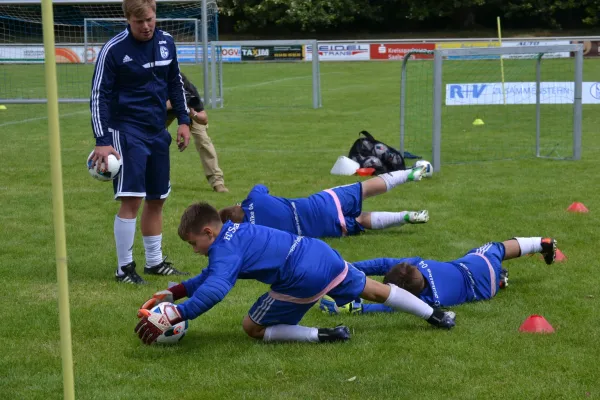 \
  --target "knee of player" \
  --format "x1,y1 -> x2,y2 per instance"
383,262 -> 425,296
242,315 -> 265,340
